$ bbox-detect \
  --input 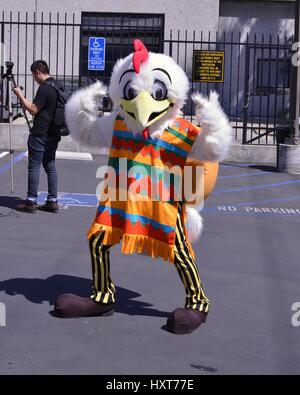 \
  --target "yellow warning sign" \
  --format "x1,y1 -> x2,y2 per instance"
193,50 -> 224,83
